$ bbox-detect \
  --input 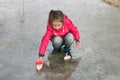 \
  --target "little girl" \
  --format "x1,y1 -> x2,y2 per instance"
36,10 -> 82,70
